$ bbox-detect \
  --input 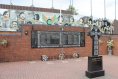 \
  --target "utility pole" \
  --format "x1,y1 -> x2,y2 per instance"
115,0 -> 116,20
